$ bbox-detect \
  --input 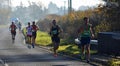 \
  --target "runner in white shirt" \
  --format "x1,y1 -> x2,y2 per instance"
26,22 -> 32,44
